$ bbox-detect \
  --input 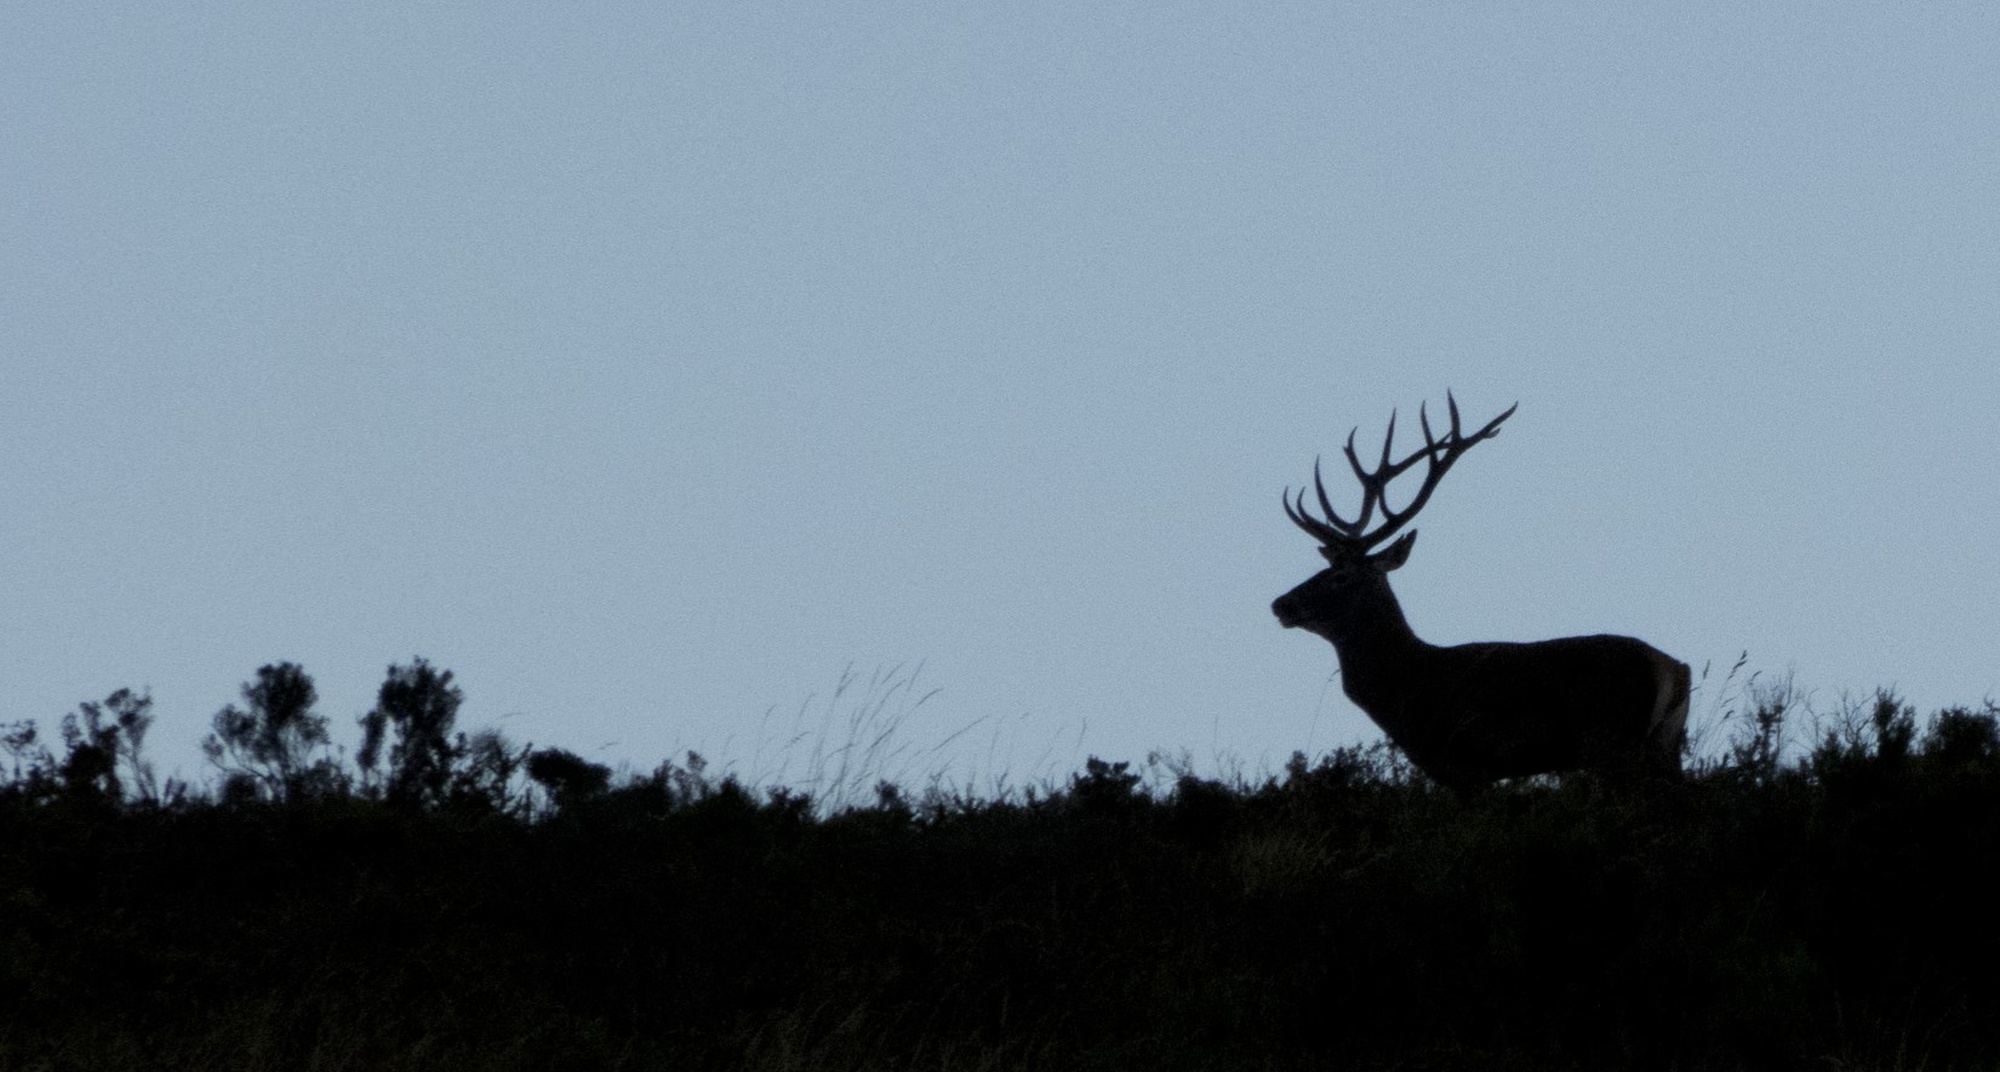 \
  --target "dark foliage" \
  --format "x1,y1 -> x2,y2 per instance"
525,747 -> 613,812
359,657 -> 465,807
204,662 -> 340,803
4,672 -> 2000,1070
